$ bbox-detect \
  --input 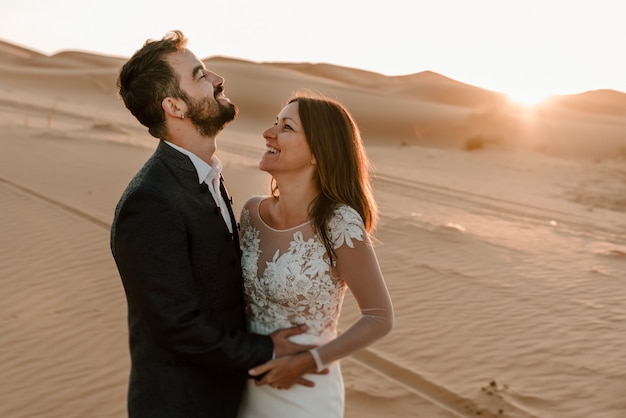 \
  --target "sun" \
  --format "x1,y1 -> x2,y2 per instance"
505,89 -> 551,108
